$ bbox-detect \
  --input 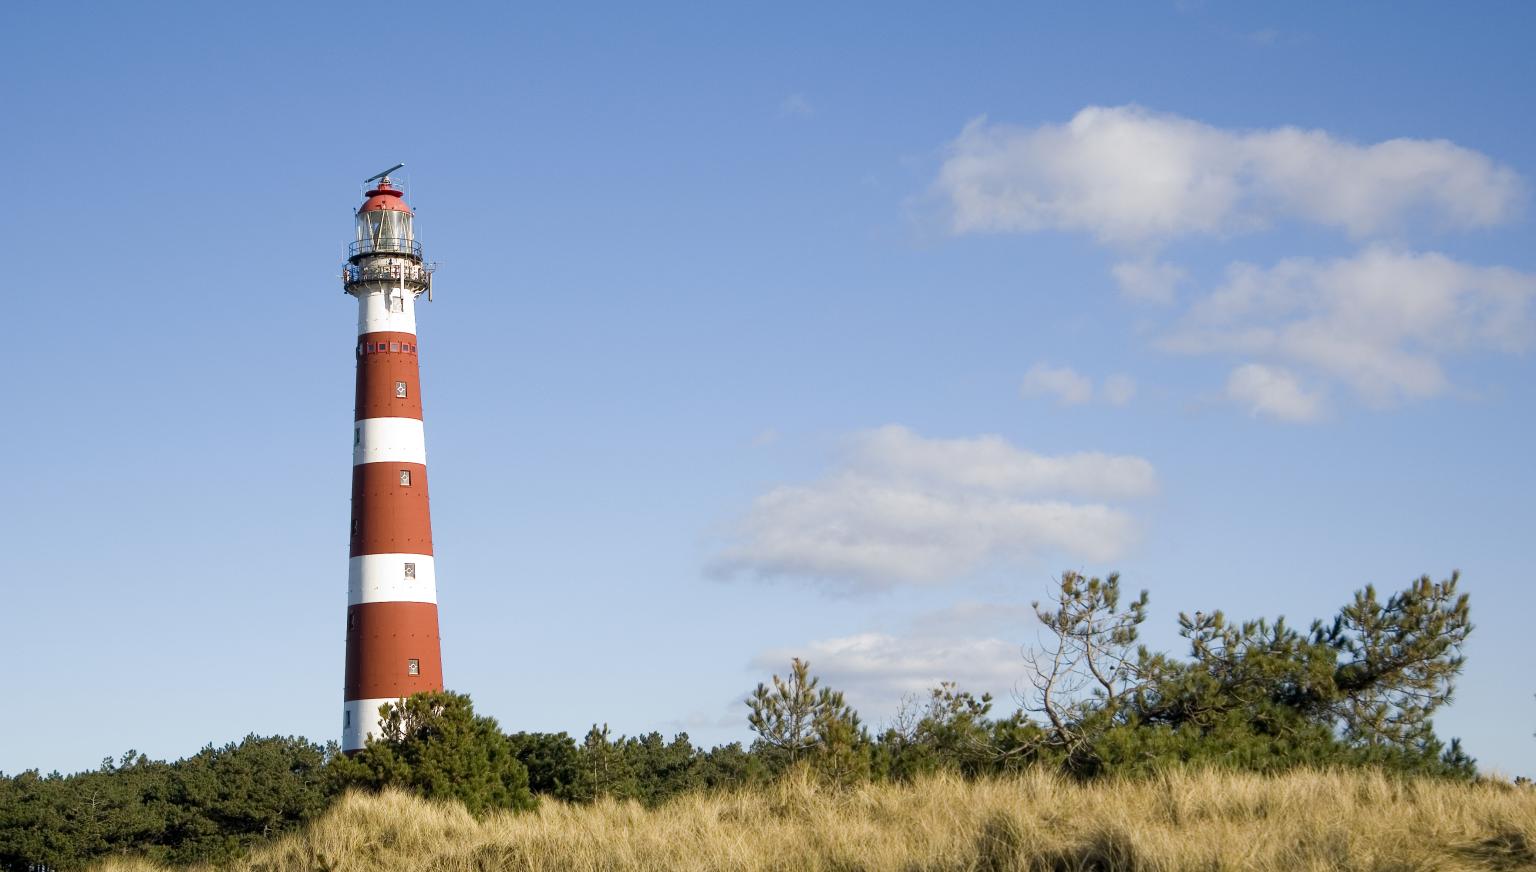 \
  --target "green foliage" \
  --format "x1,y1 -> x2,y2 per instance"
567,724 -> 638,802
0,736 -> 332,872
506,731 -> 581,800
329,691 -> 535,815
1322,573 -> 1472,749
619,732 -> 704,806
879,683 -> 1030,779
747,658 -> 872,782
1025,571 -> 1476,778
